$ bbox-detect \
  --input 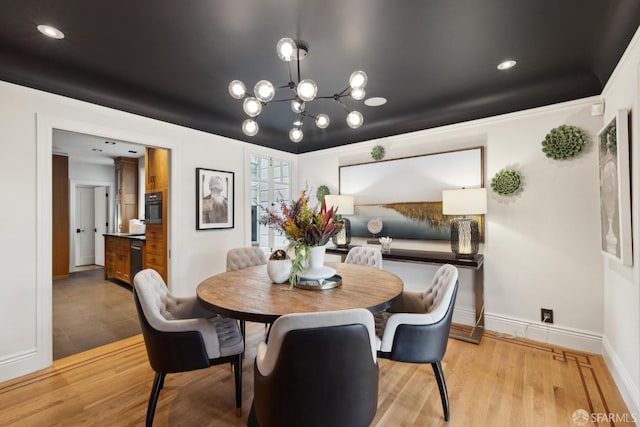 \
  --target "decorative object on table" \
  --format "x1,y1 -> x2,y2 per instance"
315,185 -> 330,204
261,189 -> 343,288
597,109 -> 632,266
367,217 -> 383,239
541,125 -> 589,160
490,168 -> 522,196
324,194 -> 354,247
196,168 -> 234,230
379,236 -> 392,253
294,274 -> 343,290
228,37 -> 368,144
371,144 -> 385,161
267,249 -> 292,284
340,147 -> 483,240
442,188 -> 487,257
